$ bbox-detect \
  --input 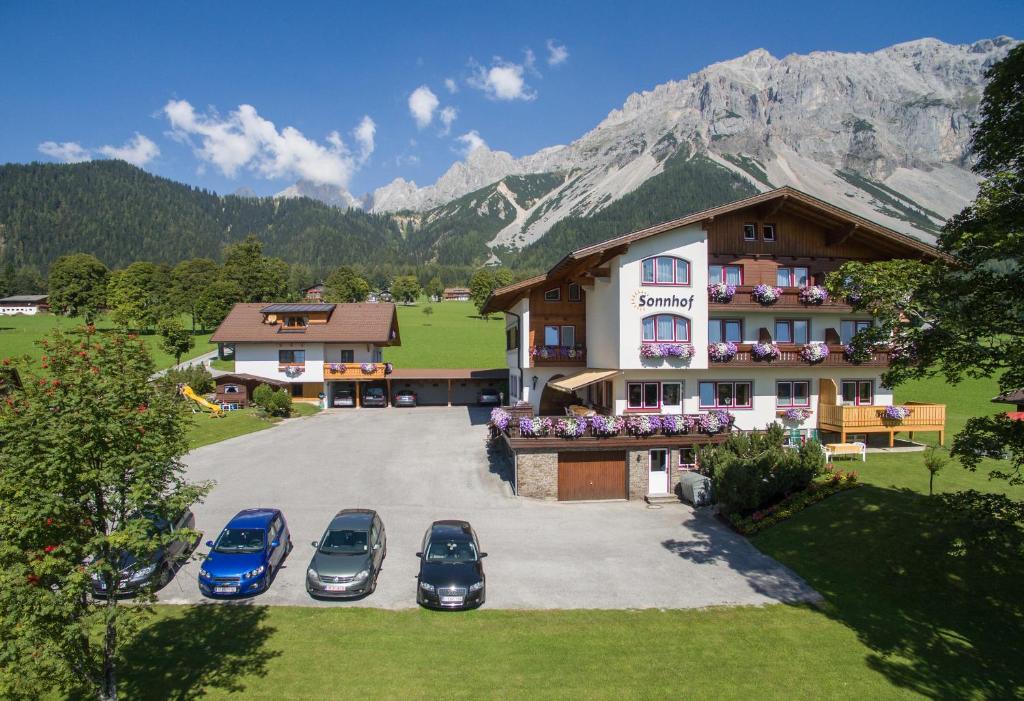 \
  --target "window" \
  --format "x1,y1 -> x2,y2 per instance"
544,288 -> 561,302
544,325 -> 559,346
661,382 -> 682,407
223,384 -> 240,394
709,264 -> 743,285
372,349 -> 383,362
840,320 -> 872,344
679,448 -> 698,470
283,315 -> 308,328
278,349 -> 305,365
641,255 -> 690,286
743,223 -> 757,241
506,326 -> 519,351
290,384 -> 303,398
842,380 -> 874,406
340,349 -> 354,362
641,314 -> 689,342
763,223 -> 776,242
568,283 -> 582,302
709,318 -> 743,343
699,381 -> 752,409
560,325 -> 576,347
627,382 -> 661,410
776,381 -> 810,407
776,266 -> 810,287
510,375 -> 520,399
543,325 -> 576,347
775,319 -> 810,344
